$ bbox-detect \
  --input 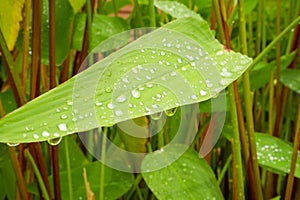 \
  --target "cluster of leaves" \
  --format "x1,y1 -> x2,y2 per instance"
0,0 -> 299,199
